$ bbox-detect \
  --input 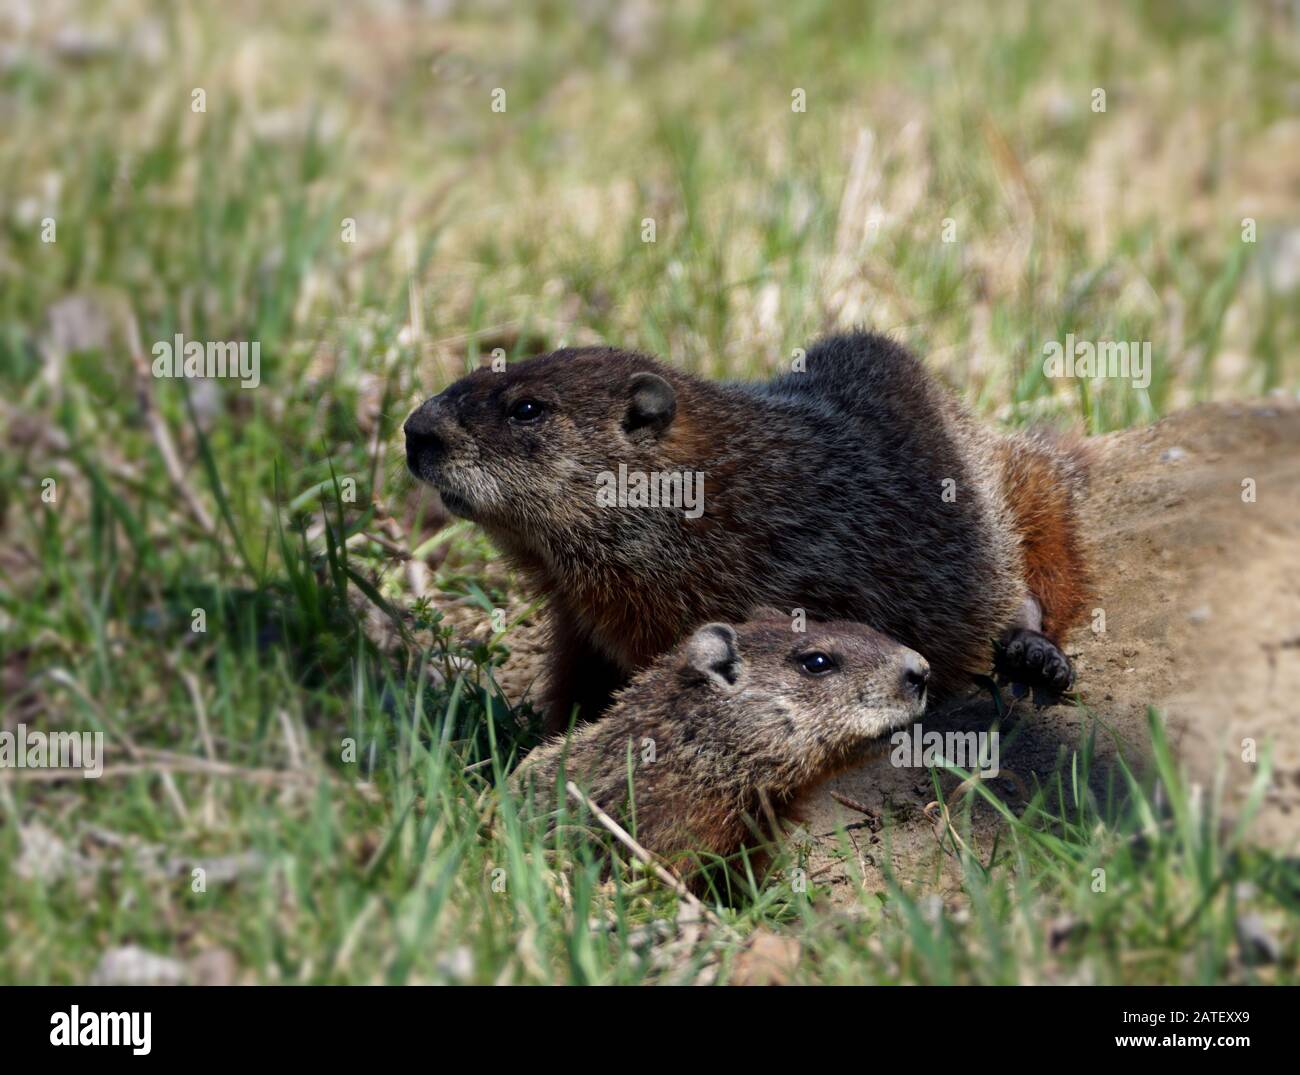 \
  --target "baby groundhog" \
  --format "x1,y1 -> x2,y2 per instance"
406,331 -> 1088,733
511,614 -> 930,874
